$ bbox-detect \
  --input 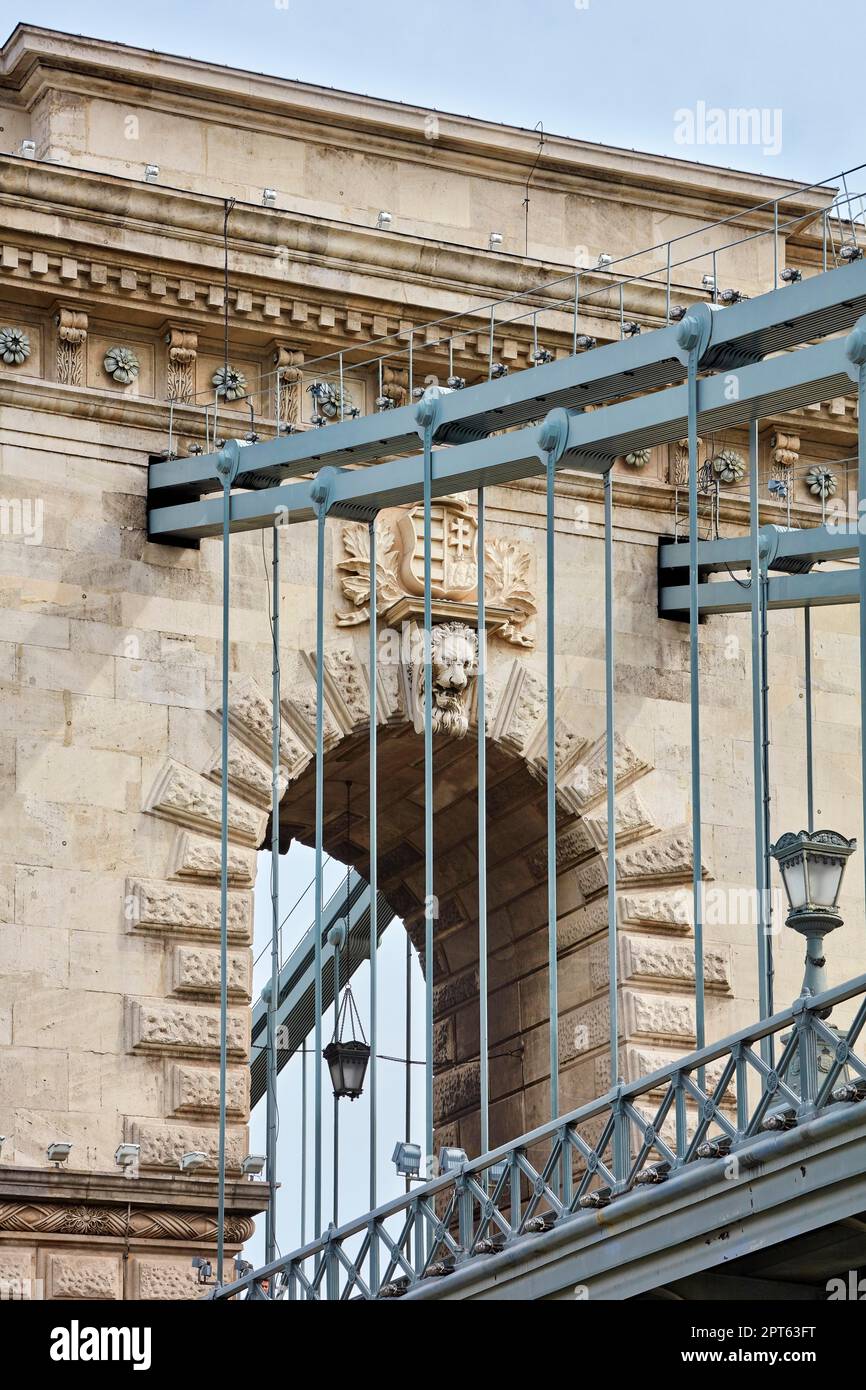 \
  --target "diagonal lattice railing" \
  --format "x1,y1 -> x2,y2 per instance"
213,972 -> 866,1301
